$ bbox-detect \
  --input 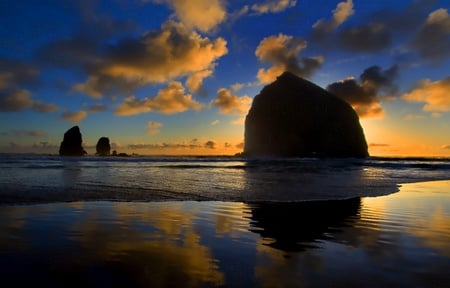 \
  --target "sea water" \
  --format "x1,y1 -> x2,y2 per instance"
1,155 -> 450,287
1,154 -> 450,203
